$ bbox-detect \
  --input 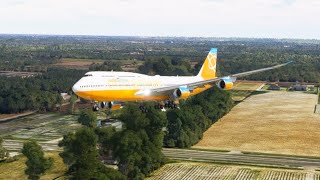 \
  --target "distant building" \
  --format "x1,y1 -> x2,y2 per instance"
60,93 -> 71,101
289,83 -> 315,91
291,84 -> 308,91
100,119 -> 123,130
268,84 -> 281,90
